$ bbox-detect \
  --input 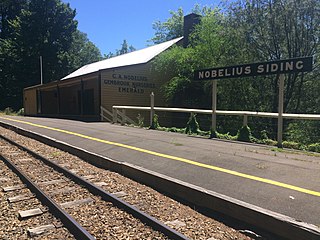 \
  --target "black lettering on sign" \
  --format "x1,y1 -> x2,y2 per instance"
195,56 -> 313,80
118,87 -> 144,94
112,74 -> 148,81
104,80 -> 130,86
